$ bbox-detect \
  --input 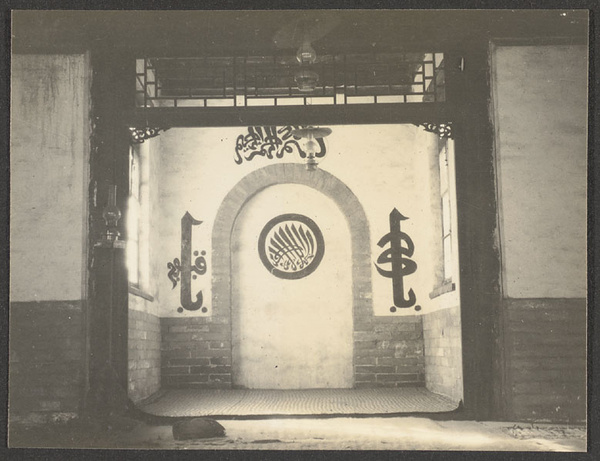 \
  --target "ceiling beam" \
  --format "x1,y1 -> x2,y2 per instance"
123,102 -> 453,128
11,10 -> 588,55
